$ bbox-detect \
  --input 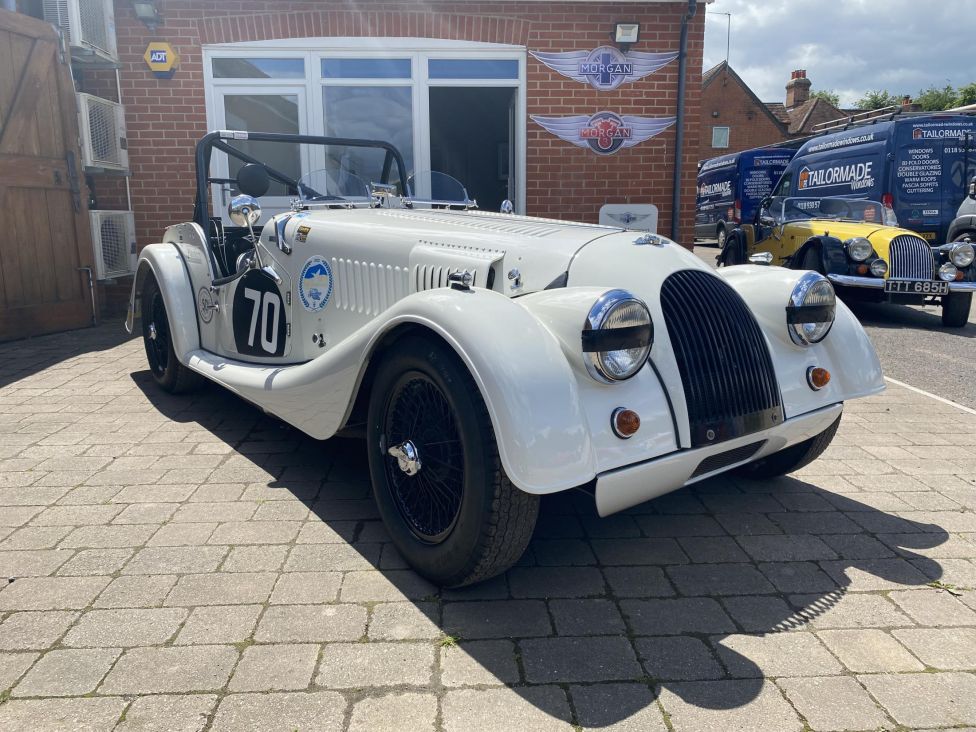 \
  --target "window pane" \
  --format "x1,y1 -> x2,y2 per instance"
212,58 -> 305,79
321,58 -> 411,79
711,126 -> 730,149
223,94 -> 300,196
428,59 -> 519,80
323,87 -> 413,188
